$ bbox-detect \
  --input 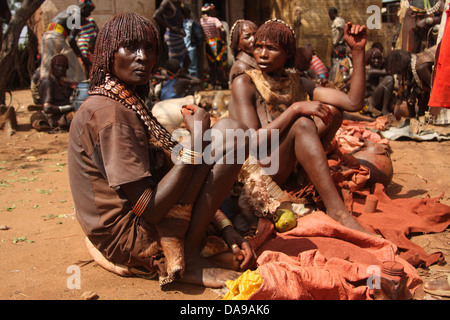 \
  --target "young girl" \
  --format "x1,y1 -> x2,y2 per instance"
68,13 -> 255,289
228,19 -> 258,85
365,46 -> 394,116
229,19 -> 371,234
